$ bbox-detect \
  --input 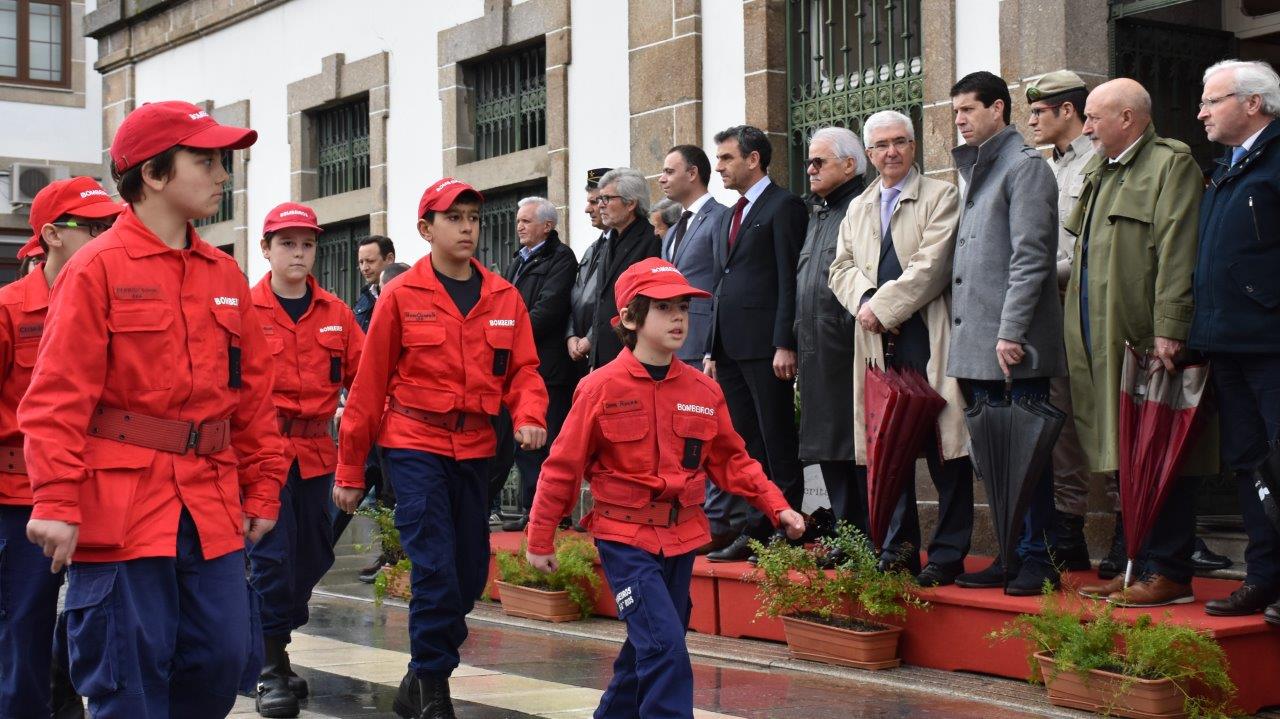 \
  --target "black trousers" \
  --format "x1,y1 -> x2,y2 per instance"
713,351 -> 803,539
818,461 -> 868,536
878,453 -> 974,571
487,384 -> 573,513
